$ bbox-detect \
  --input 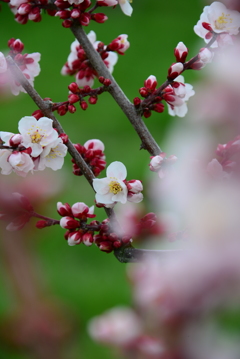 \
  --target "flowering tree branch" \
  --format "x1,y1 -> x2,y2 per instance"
6,55 -> 176,262
70,22 -> 162,155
